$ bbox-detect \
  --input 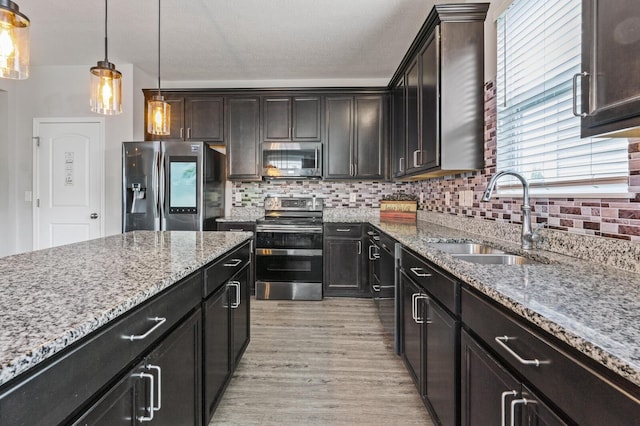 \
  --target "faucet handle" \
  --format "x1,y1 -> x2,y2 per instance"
529,221 -> 547,245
